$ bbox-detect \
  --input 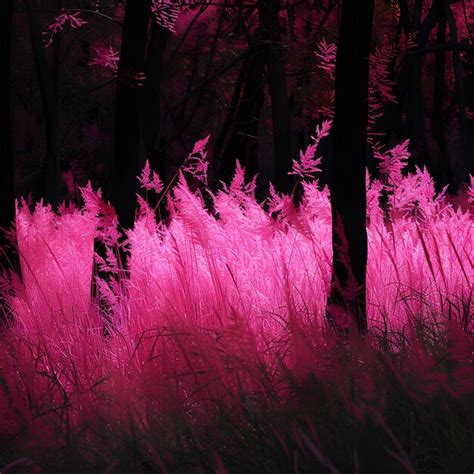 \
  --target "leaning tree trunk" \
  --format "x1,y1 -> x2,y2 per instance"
258,0 -> 292,195
112,0 -> 150,229
327,0 -> 375,334
24,0 -> 61,205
